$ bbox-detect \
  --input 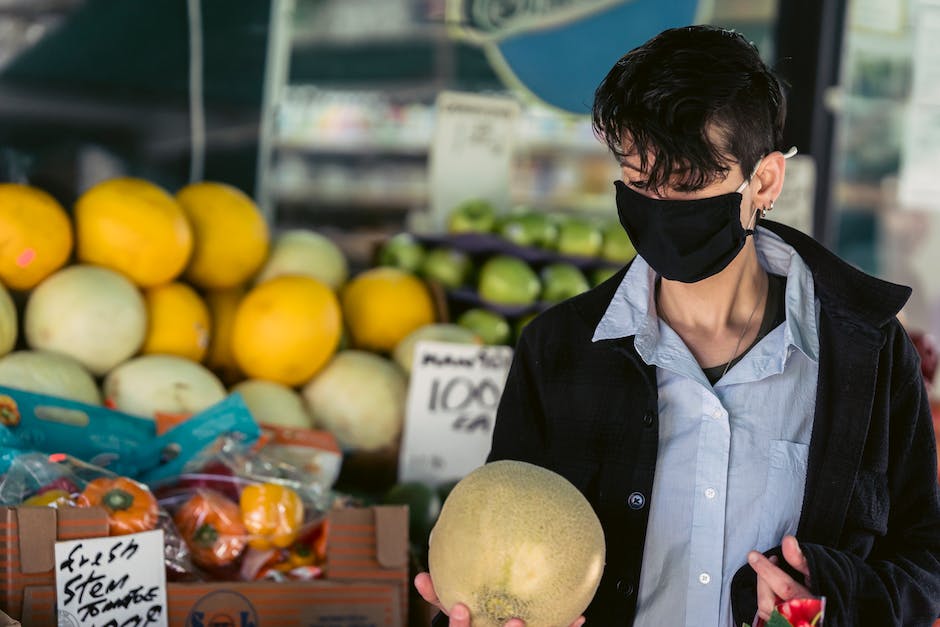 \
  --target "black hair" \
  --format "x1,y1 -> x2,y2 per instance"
592,25 -> 787,192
